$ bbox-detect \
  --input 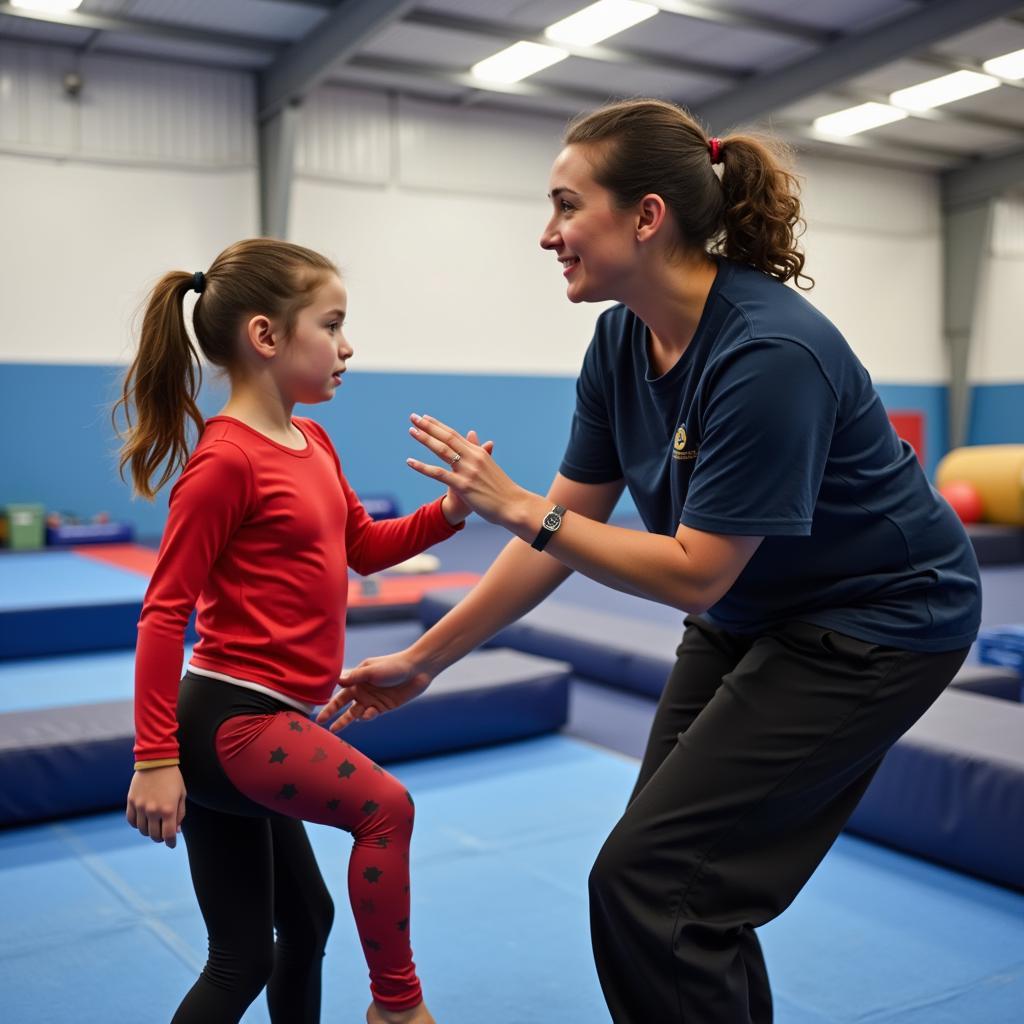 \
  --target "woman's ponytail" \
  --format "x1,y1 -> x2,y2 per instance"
565,98 -> 812,288
714,133 -> 812,288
